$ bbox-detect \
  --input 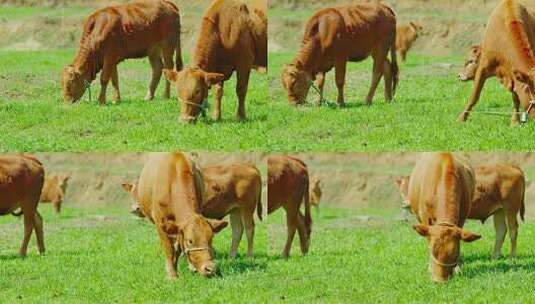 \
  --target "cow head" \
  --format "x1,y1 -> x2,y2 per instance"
394,176 -> 410,209
57,175 -> 70,193
458,45 -> 482,81
409,22 -> 424,36
121,181 -> 144,218
163,68 -> 225,123
61,65 -> 86,103
413,223 -> 481,282
164,215 -> 228,277
282,63 -> 312,105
